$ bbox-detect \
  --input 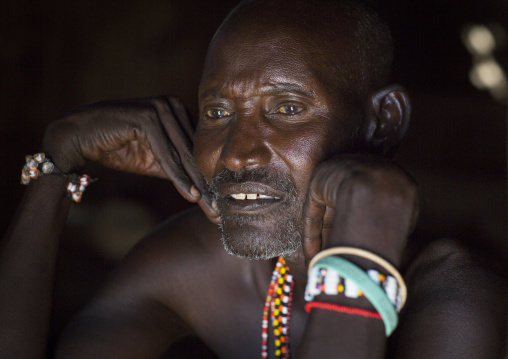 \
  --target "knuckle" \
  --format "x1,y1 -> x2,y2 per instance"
182,150 -> 195,165
347,167 -> 415,198
44,119 -> 79,143
148,96 -> 166,108
303,216 -> 321,224
166,95 -> 183,105
302,235 -> 316,243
